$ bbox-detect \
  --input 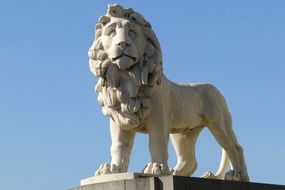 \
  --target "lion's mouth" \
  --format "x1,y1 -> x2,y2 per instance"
111,54 -> 138,63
